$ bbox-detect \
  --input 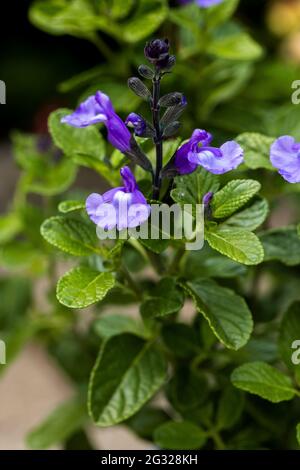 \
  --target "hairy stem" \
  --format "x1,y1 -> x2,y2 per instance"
152,75 -> 163,199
